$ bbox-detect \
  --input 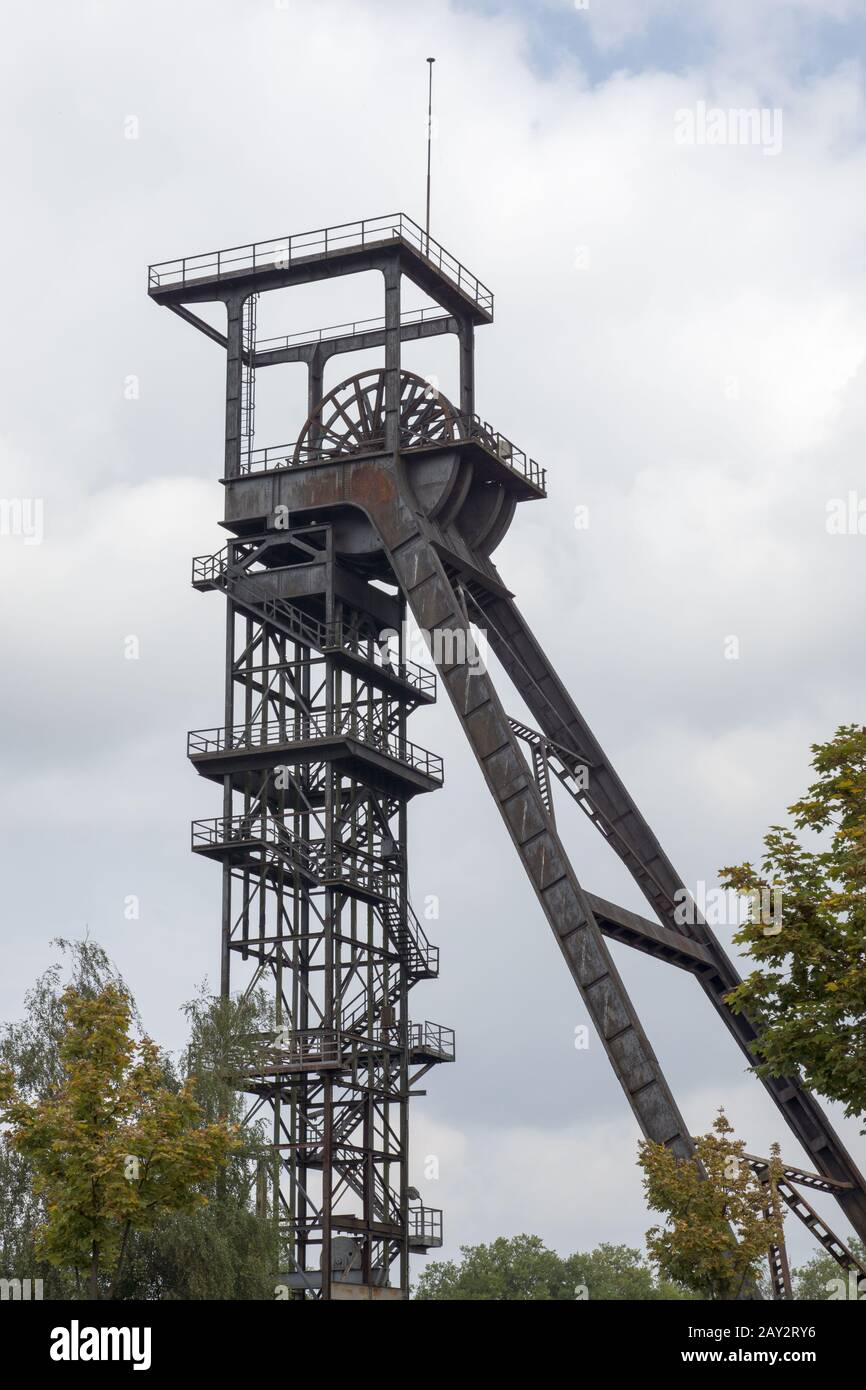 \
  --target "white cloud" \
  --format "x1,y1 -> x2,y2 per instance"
0,0 -> 864,1256
412,1073 -> 860,1272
